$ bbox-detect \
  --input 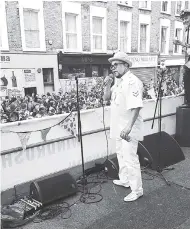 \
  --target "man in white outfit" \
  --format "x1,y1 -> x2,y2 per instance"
104,51 -> 144,202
